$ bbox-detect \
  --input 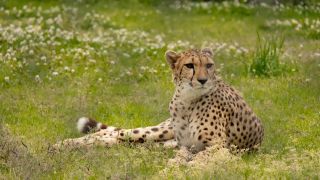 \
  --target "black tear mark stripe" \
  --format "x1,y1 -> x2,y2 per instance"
179,65 -> 183,77
204,57 -> 209,74
190,58 -> 195,83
